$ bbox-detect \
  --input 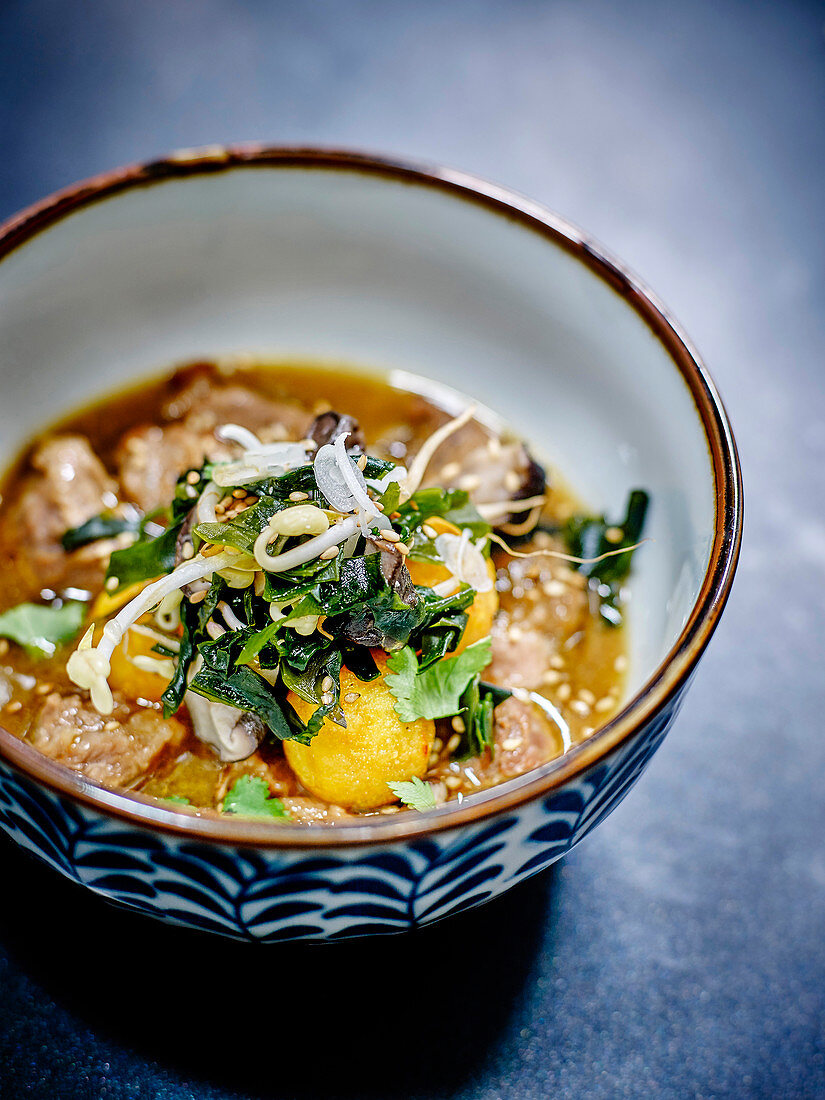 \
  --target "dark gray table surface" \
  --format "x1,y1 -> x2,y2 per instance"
1,2 -> 823,1097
